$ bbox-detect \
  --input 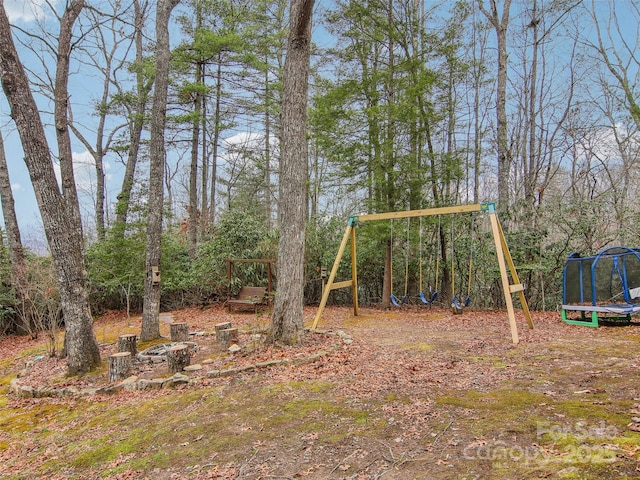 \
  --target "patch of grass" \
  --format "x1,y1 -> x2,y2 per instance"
467,355 -> 507,369
263,380 -> 334,395
26,380 -> 382,477
0,402 -> 77,435
403,342 -> 434,352
436,388 -> 549,411
555,399 -> 631,428
0,372 -> 16,387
